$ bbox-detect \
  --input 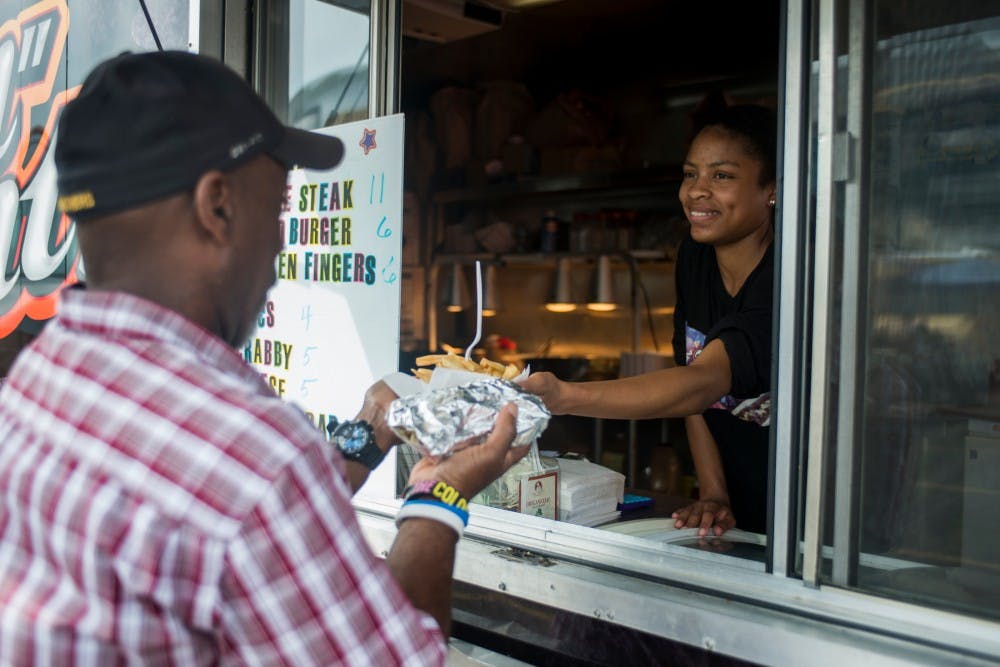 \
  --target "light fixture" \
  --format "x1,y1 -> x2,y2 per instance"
586,255 -> 618,312
482,264 -> 500,317
545,257 -> 576,313
443,262 -> 470,312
